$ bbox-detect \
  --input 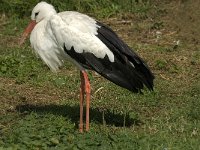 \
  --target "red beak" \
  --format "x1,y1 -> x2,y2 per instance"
19,20 -> 37,46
